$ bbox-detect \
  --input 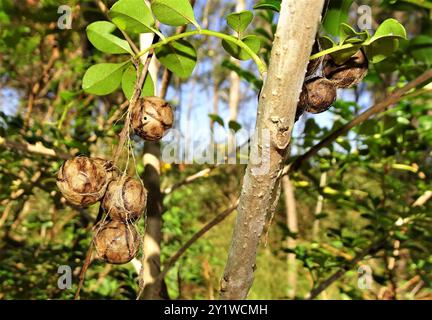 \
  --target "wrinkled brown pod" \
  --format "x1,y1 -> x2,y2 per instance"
102,176 -> 147,222
93,220 -> 140,265
131,96 -> 174,141
56,156 -> 117,207
323,50 -> 369,88
299,77 -> 337,114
